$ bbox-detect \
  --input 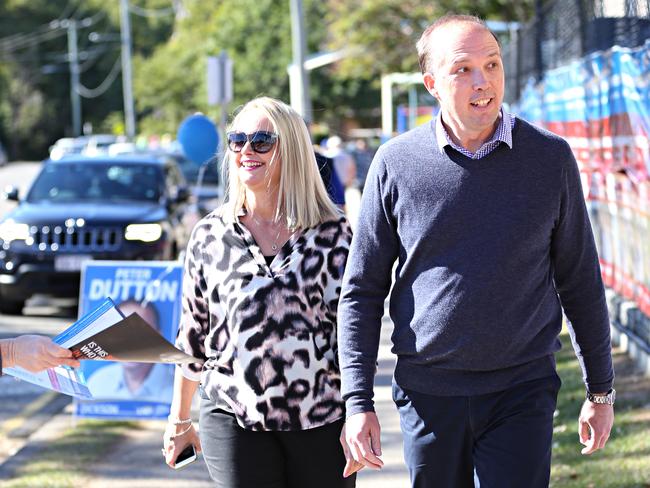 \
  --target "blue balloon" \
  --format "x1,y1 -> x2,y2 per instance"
177,114 -> 219,165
